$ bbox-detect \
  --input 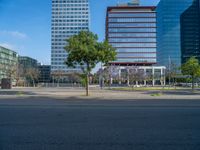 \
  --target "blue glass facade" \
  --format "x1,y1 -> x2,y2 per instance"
106,6 -> 157,65
156,0 -> 193,67
181,0 -> 200,64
